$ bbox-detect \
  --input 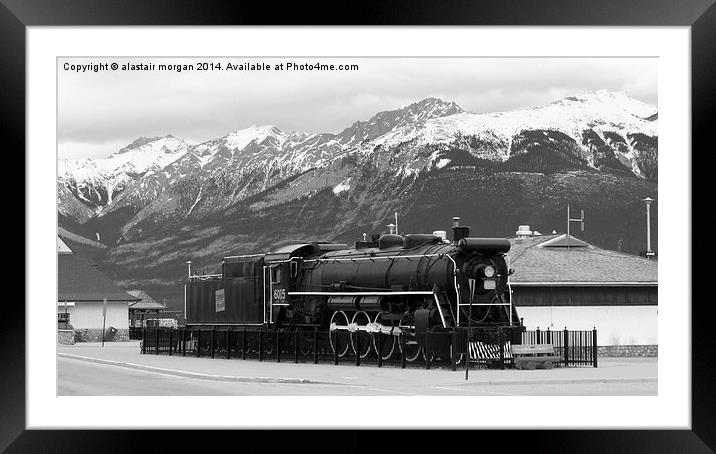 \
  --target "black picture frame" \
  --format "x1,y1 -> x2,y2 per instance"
5,0 -> 712,451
